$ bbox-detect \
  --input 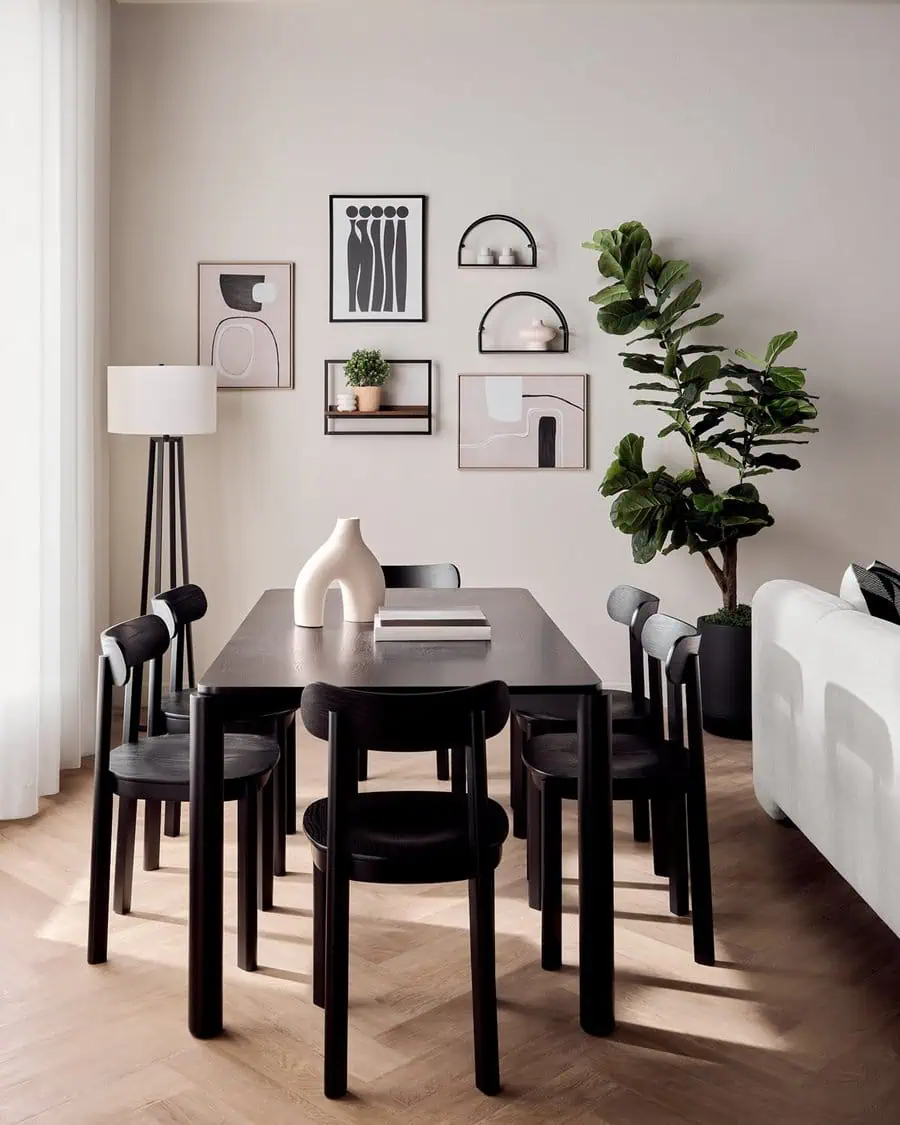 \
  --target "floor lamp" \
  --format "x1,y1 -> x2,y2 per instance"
108,365 -> 217,686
